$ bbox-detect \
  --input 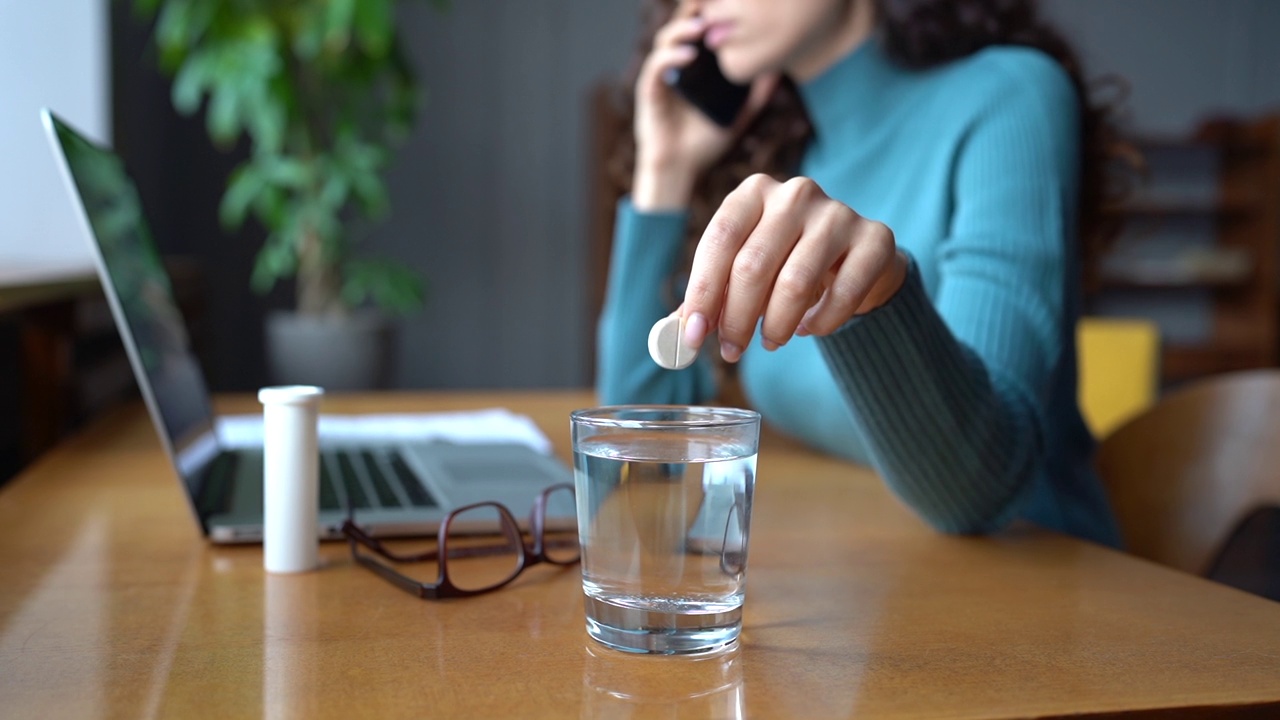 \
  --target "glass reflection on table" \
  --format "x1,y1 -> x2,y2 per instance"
581,640 -> 744,719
